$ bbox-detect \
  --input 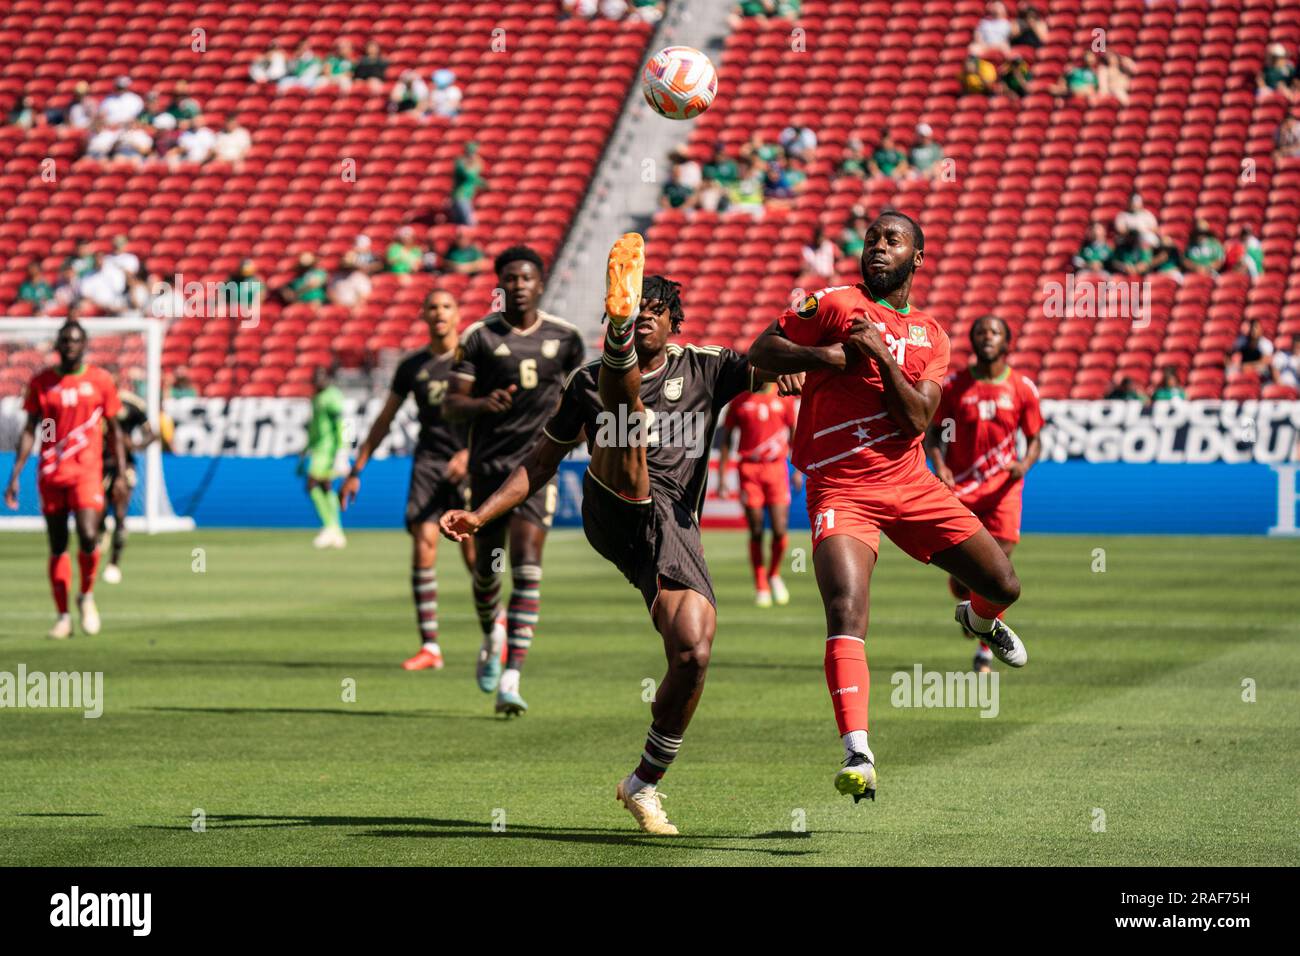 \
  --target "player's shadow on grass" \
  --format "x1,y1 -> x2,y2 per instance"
138,813 -> 816,857
17,812 -> 105,818
131,659 -> 401,671
143,706 -> 496,720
